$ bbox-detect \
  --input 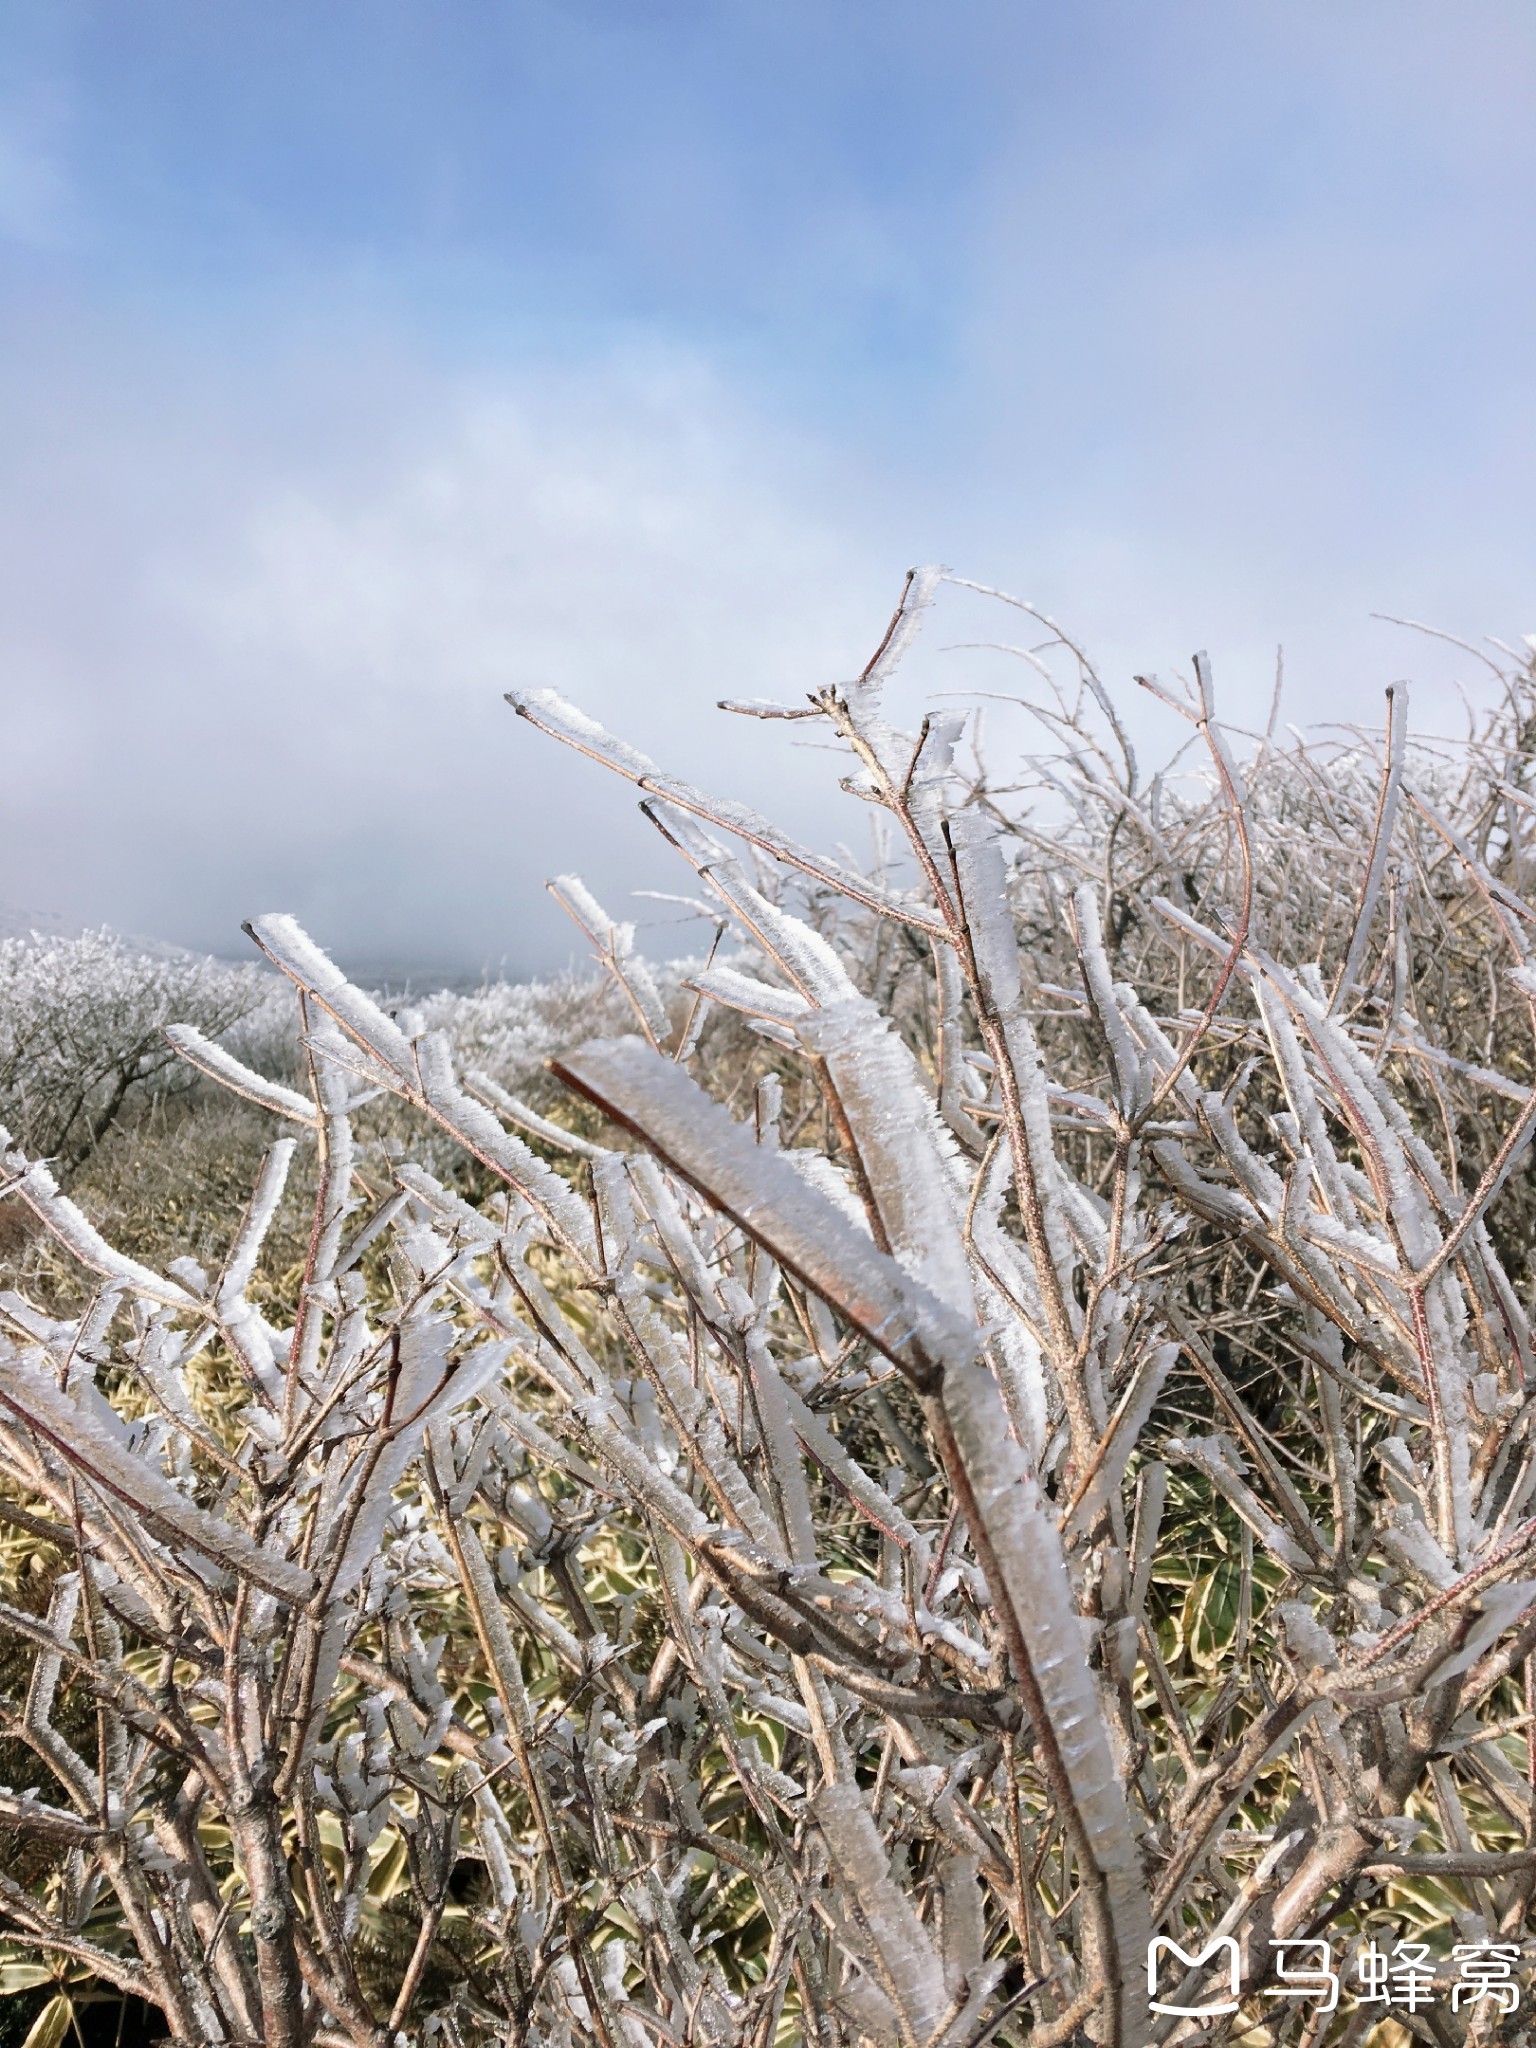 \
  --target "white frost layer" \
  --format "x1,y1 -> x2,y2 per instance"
942,1358 -> 1149,2038
551,1036 -> 978,1376
0,1139 -> 202,1316
508,687 -> 936,929
0,1339 -> 313,1602
164,1024 -> 317,1127
814,1782 -> 947,2044
327,1310 -> 506,1595
796,998 -> 975,1321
